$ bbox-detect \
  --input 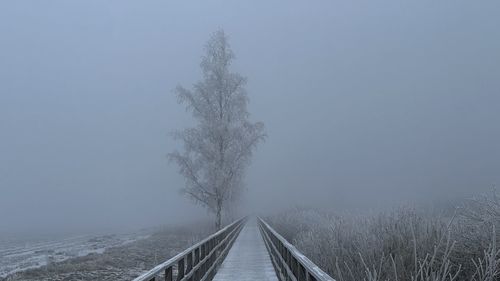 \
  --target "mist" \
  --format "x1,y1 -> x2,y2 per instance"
1,0 -> 499,235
